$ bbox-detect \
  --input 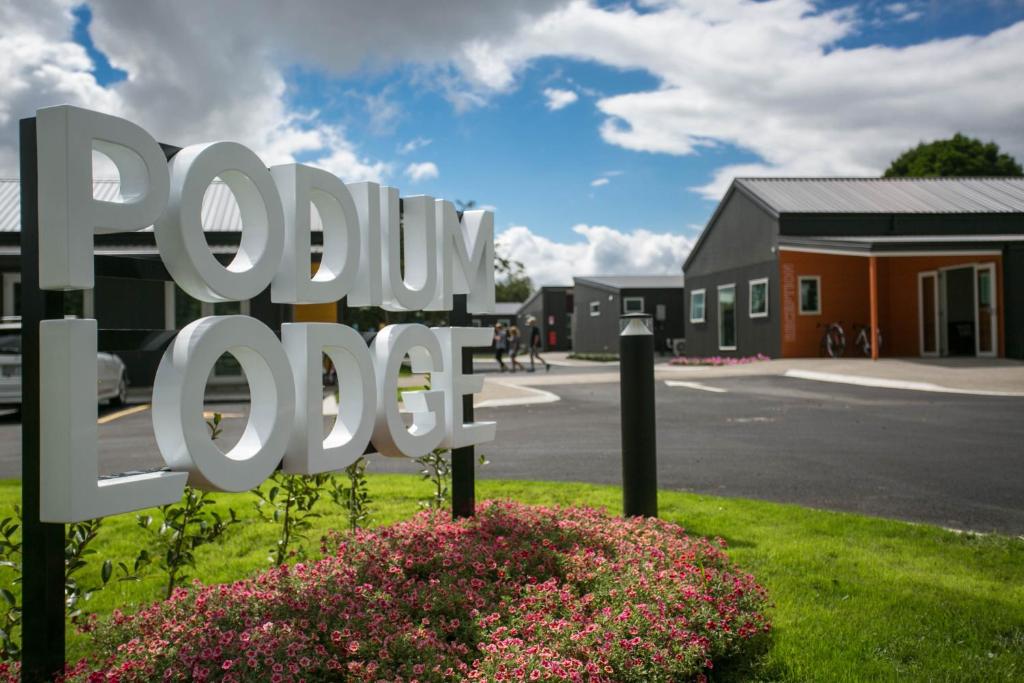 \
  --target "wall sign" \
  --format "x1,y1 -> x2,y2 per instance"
34,105 -> 497,523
